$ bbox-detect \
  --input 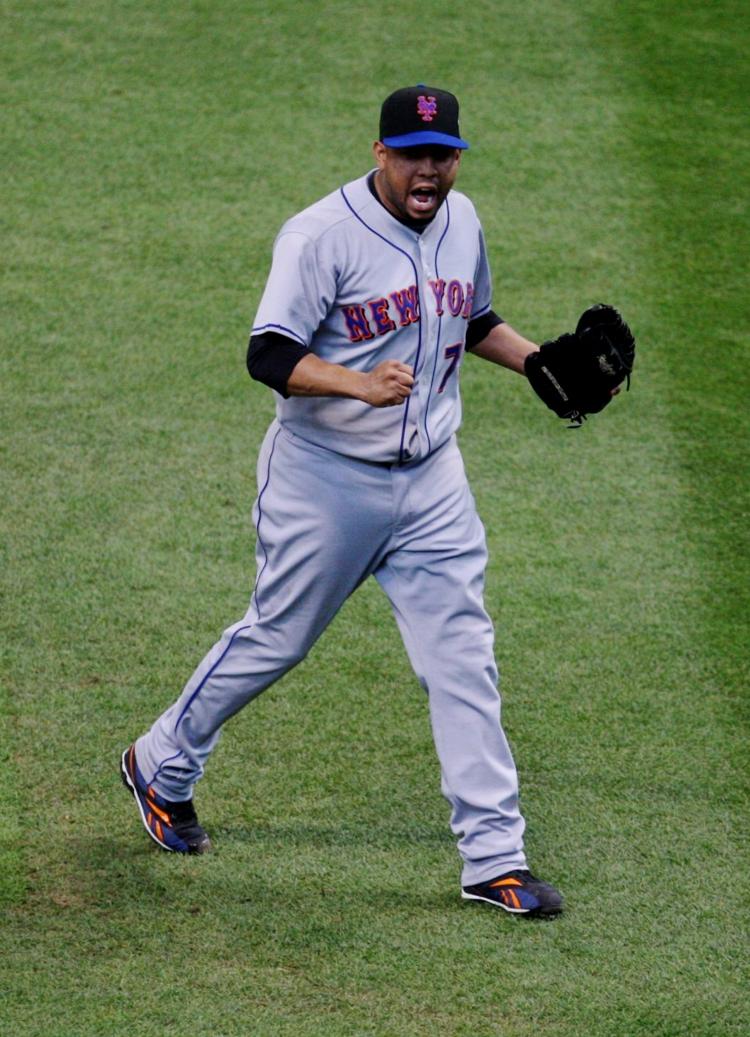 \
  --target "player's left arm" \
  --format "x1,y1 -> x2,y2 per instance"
467,320 -> 539,374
